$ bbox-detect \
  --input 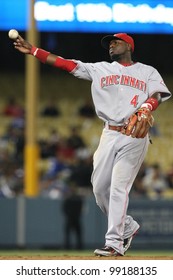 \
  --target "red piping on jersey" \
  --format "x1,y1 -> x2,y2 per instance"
53,57 -> 77,72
